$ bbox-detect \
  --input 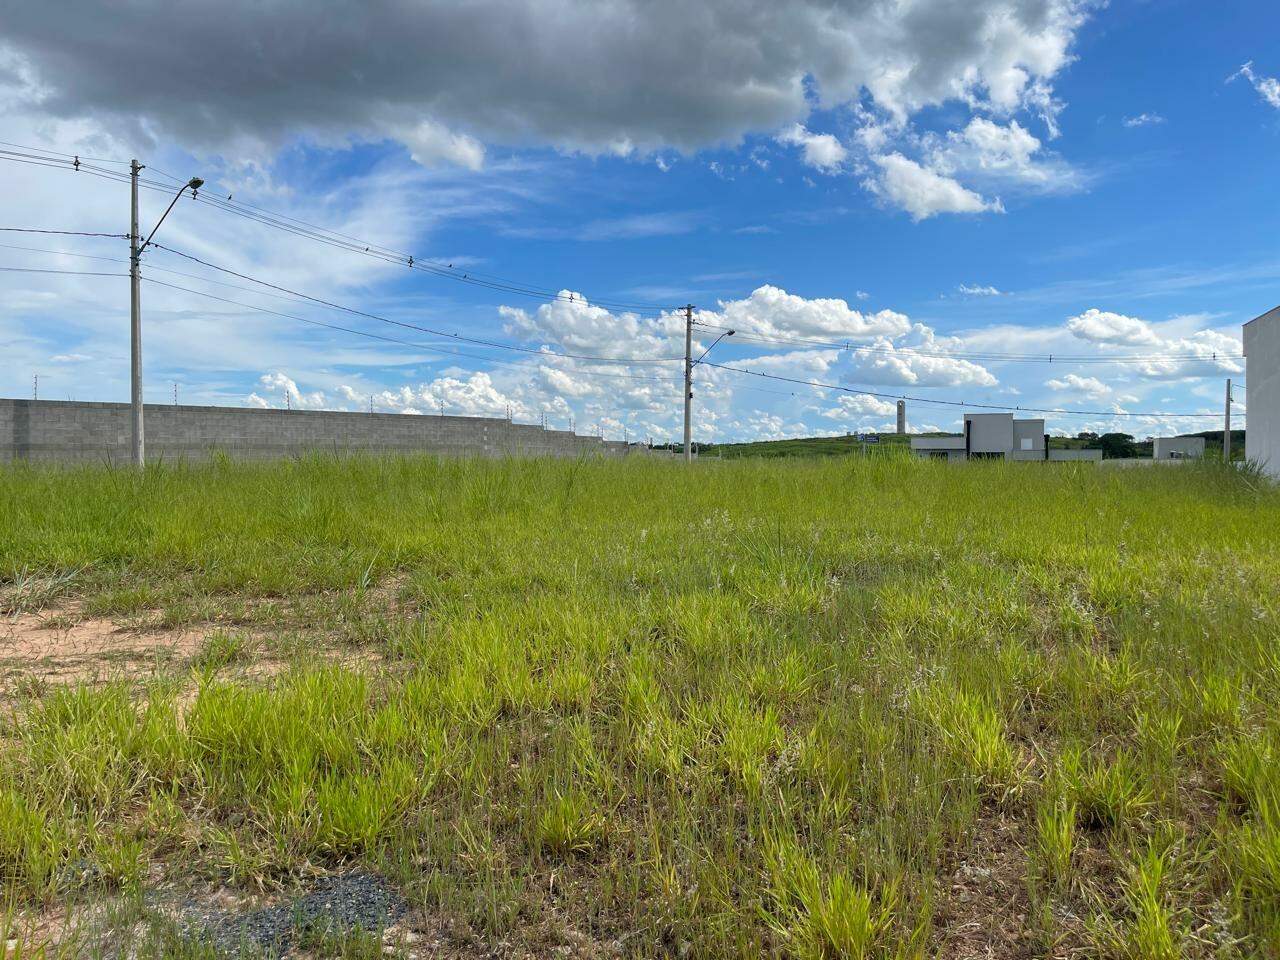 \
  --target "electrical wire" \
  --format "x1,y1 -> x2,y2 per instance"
0,139 -> 131,165
146,242 -> 681,364
0,266 -> 126,278
1,243 -> 683,383
0,241 -> 125,262
141,276 -> 682,386
0,226 -> 128,239
695,320 -> 1246,366
0,143 -> 679,312
701,360 -> 1223,419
